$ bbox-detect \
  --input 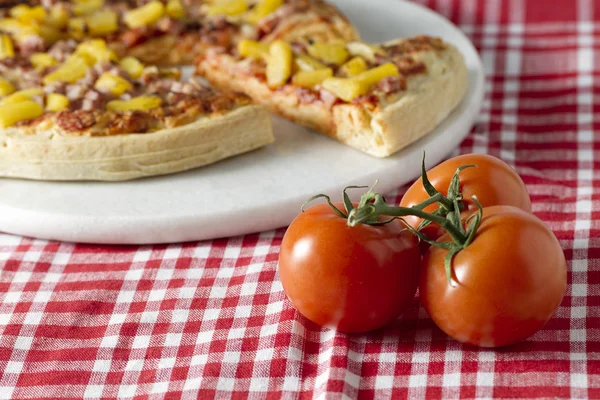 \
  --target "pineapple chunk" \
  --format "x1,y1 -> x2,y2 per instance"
87,10 -> 119,36
247,0 -> 283,24
207,0 -> 248,16
0,100 -> 44,128
95,73 -> 133,96
124,1 -> 165,29
340,56 -> 367,77
354,63 -> 399,87
0,34 -> 14,59
294,54 -> 327,72
47,5 -> 70,29
292,68 -> 333,88
307,42 -> 349,65
73,0 -> 104,16
43,55 -> 89,84
10,5 -> 46,24
38,25 -> 63,45
9,5 -> 29,19
0,18 -> 39,36
321,63 -> 399,102
0,89 -> 43,106
120,57 -> 144,79
266,40 -> 293,89
30,53 -> 57,70
0,78 -> 15,97
107,96 -> 162,112
166,0 -> 186,19
46,93 -> 70,112
321,78 -> 364,102
237,39 -> 269,59
76,39 -> 117,64
69,17 -> 87,39
347,41 -> 385,62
